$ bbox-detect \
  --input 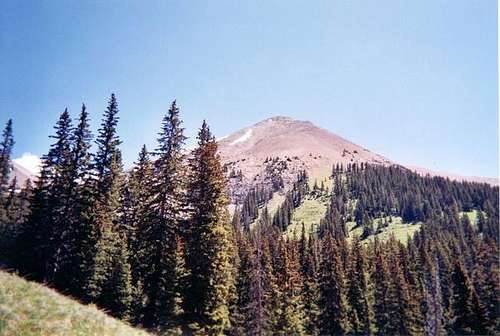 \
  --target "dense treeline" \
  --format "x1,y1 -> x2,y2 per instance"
320,163 -> 499,241
240,185 -> 274,229
0,96 -> 233,334
0,95 -> 498,335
